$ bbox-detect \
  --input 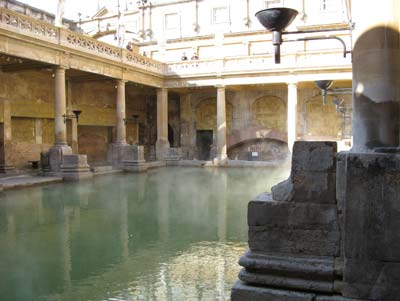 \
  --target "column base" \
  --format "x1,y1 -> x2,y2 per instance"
0,164 -> 16,174
45,144 -> 73,172
108,143 -> 130,168
213,155 -> 228,165
60,154 -> 93,181
156,139 -> 170,161
231,281 -> 366,301
122,145 -> 147,172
